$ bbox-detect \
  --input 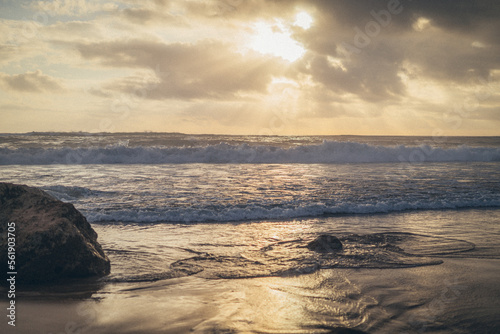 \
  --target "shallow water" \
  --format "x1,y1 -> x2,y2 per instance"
4,209 -> 499,334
